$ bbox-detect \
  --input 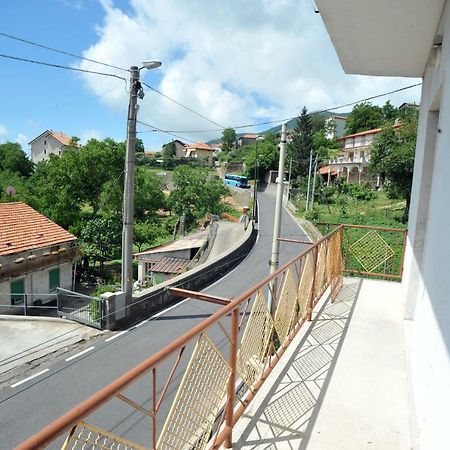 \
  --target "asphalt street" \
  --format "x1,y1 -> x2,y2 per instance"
0,190 -> 310,449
